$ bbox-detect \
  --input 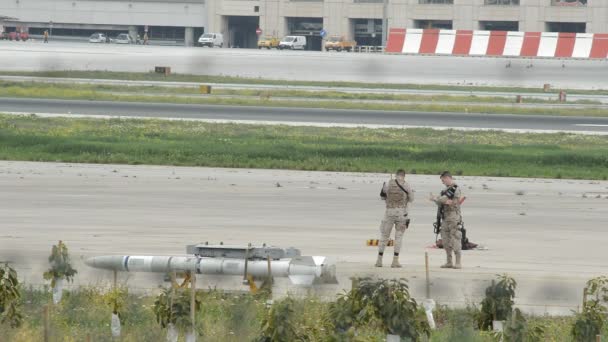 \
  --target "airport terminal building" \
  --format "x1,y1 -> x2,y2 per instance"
0,0 -> 207,45
1,0 -> 605,49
